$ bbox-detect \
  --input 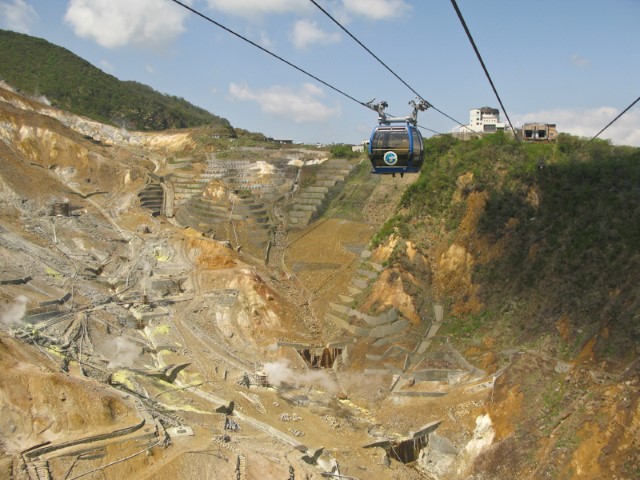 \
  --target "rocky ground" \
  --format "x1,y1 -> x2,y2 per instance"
1,84 -> 638,480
